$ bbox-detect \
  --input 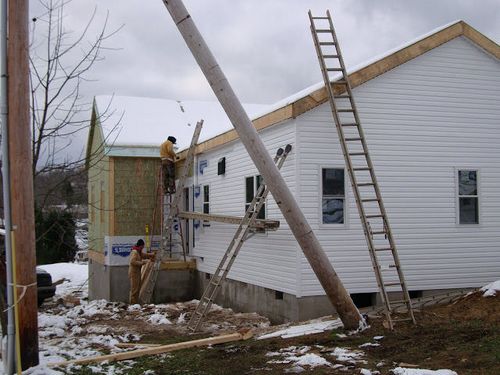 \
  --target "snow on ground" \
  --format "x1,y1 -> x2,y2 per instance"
392,368 -> 458,375
258,317 -> 343,339
39,262 -> 89,297
481,279 -> 500,297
